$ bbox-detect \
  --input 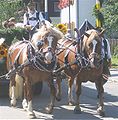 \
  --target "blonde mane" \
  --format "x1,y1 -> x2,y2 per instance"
31,24 -> 64,49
